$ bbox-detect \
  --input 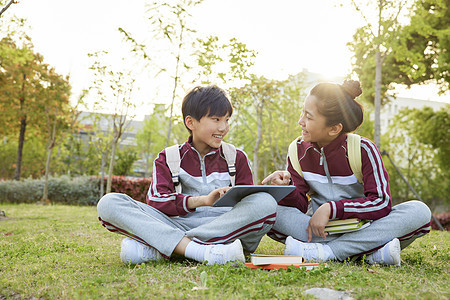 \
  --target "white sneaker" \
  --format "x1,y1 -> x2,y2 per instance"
203,239 -> 245,265
120,238 -> 163,265
284,236 -> 327,262
366,238 -> 401,266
